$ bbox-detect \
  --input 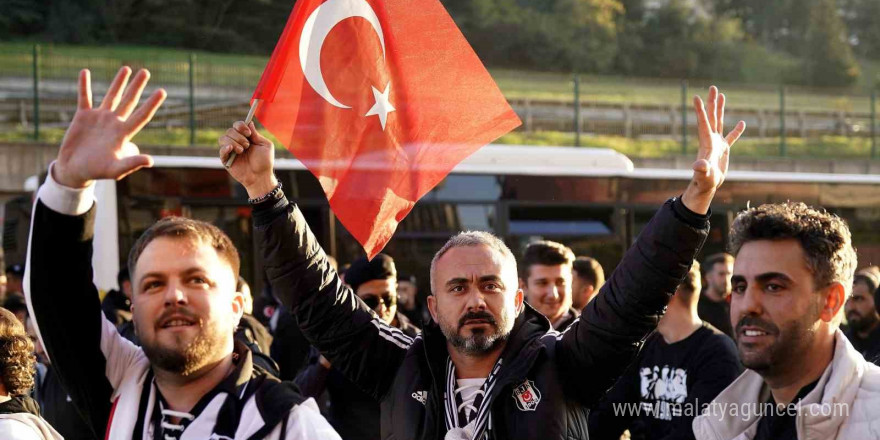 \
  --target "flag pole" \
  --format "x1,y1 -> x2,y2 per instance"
224,99 -> 262,168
